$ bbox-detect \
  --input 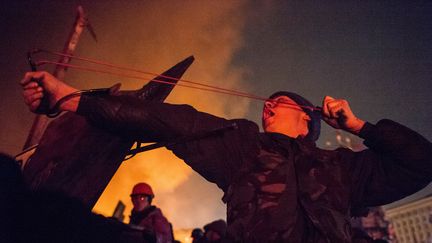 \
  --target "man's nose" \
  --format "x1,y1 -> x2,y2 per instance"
264,100 -> 276,108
